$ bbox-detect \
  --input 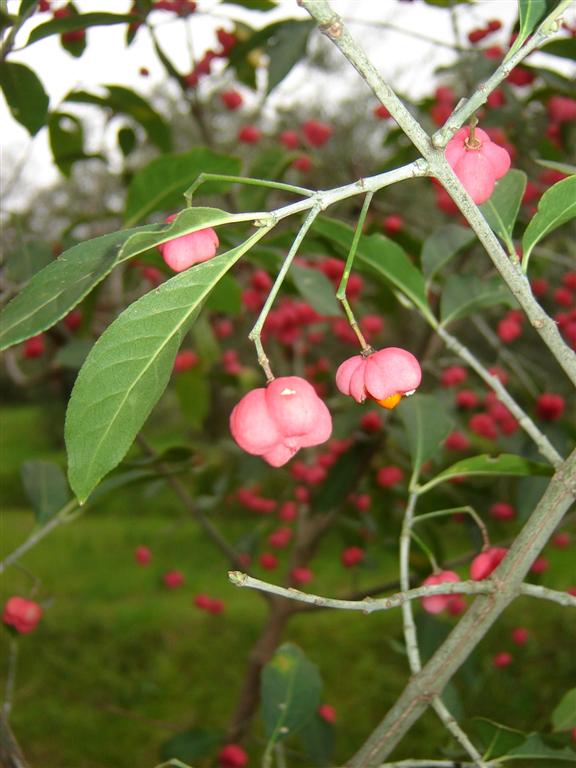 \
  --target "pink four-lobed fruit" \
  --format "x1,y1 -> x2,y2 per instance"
163,570 -> 185,589
134,545 -> 152,565
445,125 -> 511,204
421,570 -> 460,615
157,214 -> 219,273
336,347 -> 422,410
341,546 -> 364,568
2,597 -> 43,634
230,376 -> 332,467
